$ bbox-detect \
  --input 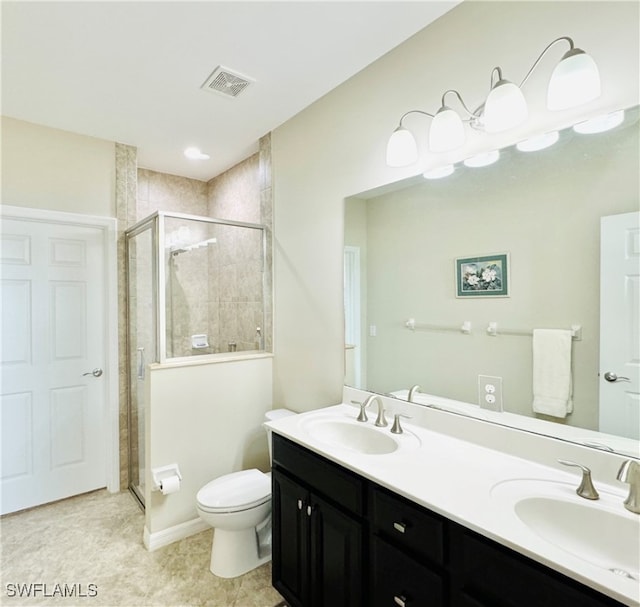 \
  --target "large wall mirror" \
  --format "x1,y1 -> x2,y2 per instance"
344,105 -> 639,457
